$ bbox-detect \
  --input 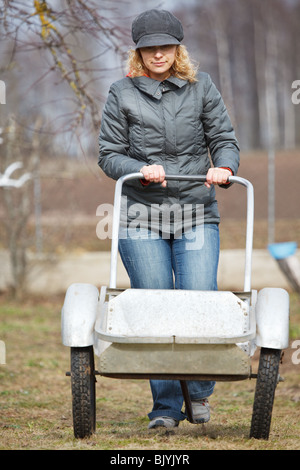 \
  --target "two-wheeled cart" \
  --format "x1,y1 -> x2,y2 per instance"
61,174 -> 289,440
